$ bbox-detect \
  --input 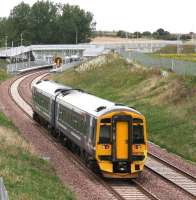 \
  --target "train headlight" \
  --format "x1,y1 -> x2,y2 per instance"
103,144 -> 110,149
135,144 -> 141,149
